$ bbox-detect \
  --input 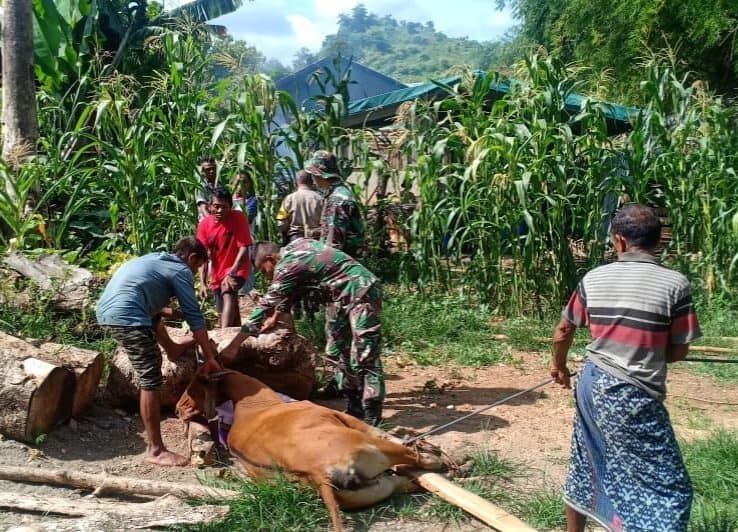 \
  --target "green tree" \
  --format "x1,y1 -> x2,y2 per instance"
315,5 -> 520,83
497,0 -> 738,100
3,0 -> 39,165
